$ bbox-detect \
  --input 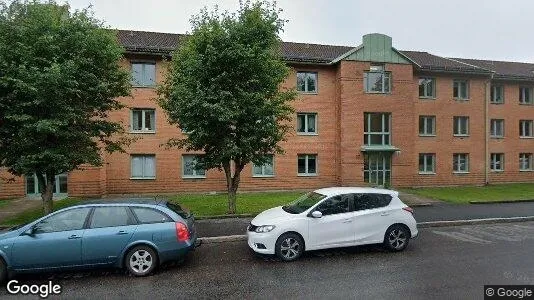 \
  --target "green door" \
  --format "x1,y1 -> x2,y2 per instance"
363,152 -> 391,187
